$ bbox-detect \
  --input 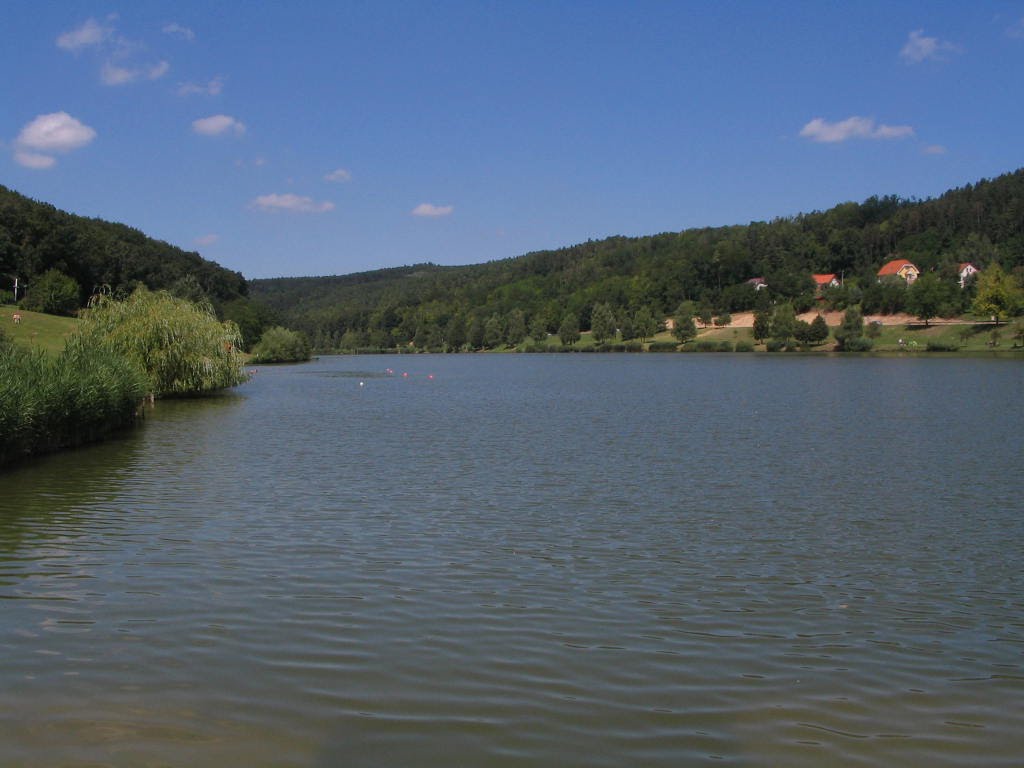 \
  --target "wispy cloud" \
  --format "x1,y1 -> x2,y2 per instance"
178,76 -> 224,97
58,16 -> 171,87
799,116 -> 914,143
194,233 -> 219,246
162,22 -> 195,41
923,144 -> 948,155
251,193 -> 334,213
13,111 -> 97,169
899,29 -> 960,63
101,59 -> 169,85
56,18 -> 113,51
325,167 -> 352,182
192,114 -> 246,136
411,202 -> 454,217
1008,17 -> 1024,39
